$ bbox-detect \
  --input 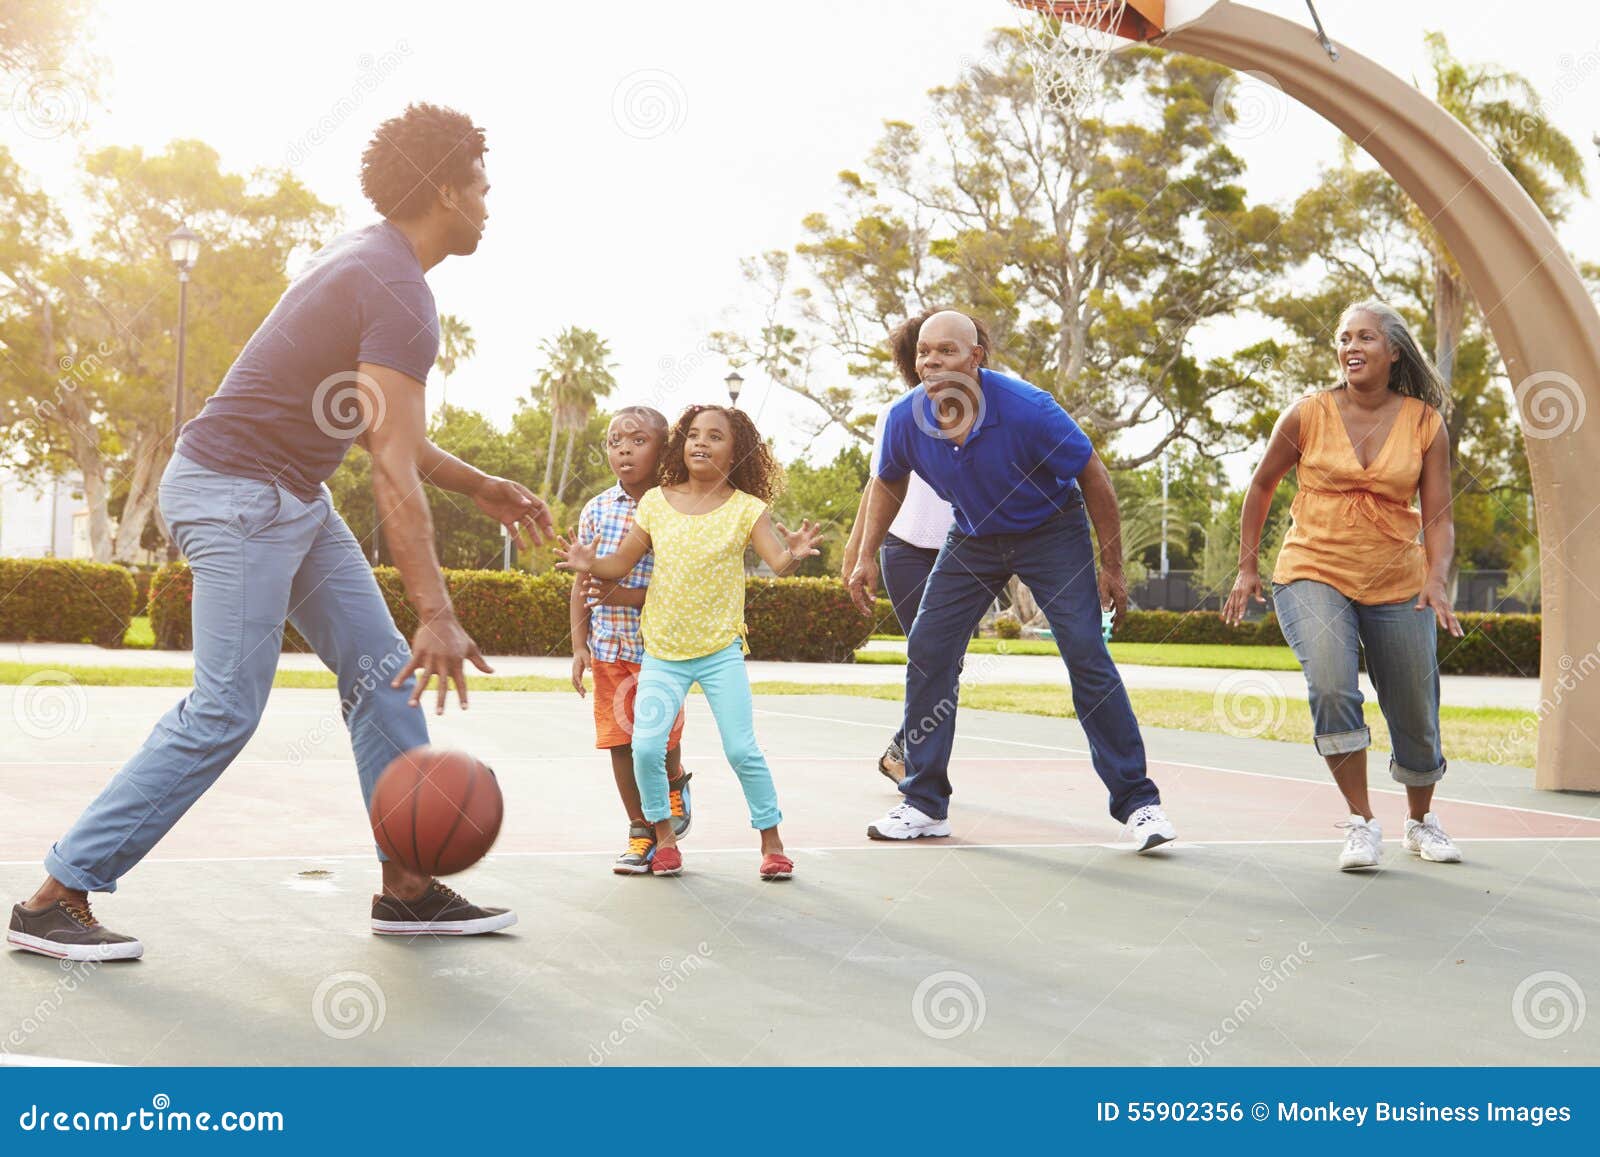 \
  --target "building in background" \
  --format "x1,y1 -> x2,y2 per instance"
0,468 -> 80,558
